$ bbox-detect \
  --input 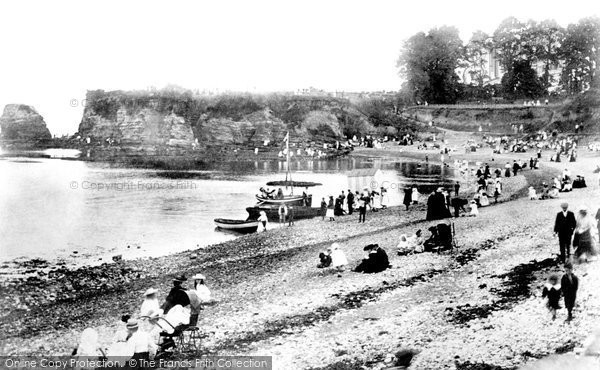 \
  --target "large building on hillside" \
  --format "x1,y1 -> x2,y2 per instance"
457,48 -> 562,91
